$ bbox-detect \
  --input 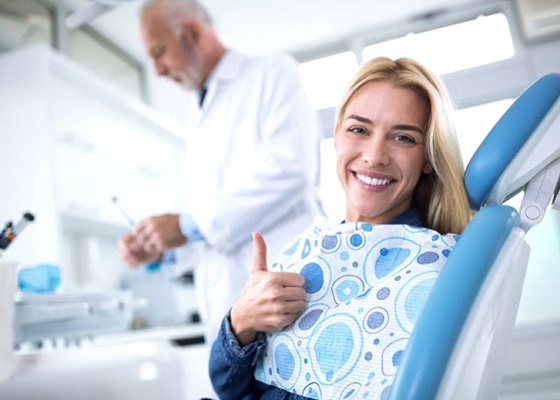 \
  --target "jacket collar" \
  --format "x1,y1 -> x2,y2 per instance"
197,49 -> 243,112
209,49 -> 244,83
340,209 -> 422,227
